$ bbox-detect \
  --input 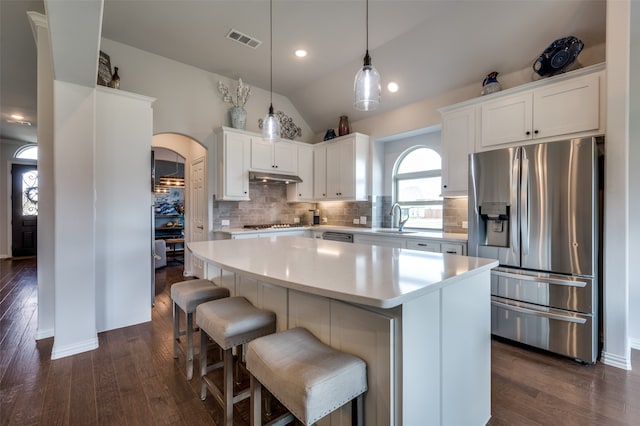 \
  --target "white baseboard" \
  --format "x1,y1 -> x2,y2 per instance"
36,328 -> 54,340
0,254 -> 10,259
600,350 -> 632,370
630,337 -> 640,351
51,335 -> 99,360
